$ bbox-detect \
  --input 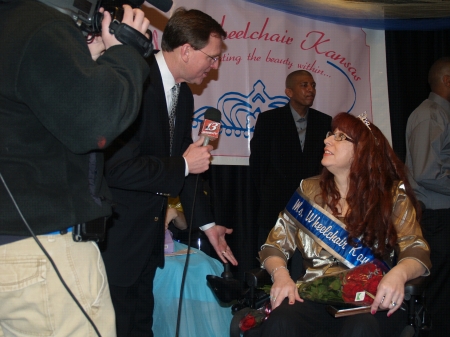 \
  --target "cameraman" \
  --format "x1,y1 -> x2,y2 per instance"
0,0 -> 150,336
